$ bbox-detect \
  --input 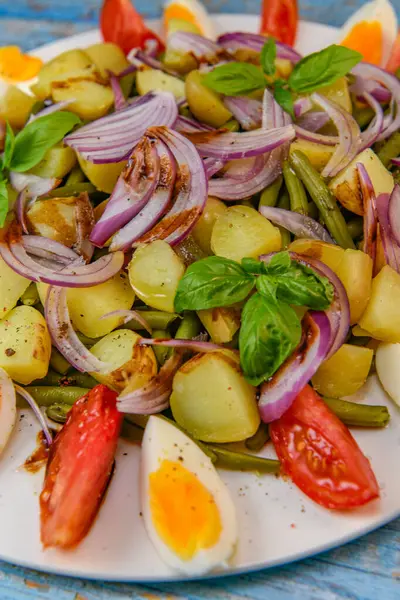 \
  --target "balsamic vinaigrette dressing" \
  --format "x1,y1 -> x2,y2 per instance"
23,430 -> 51,474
